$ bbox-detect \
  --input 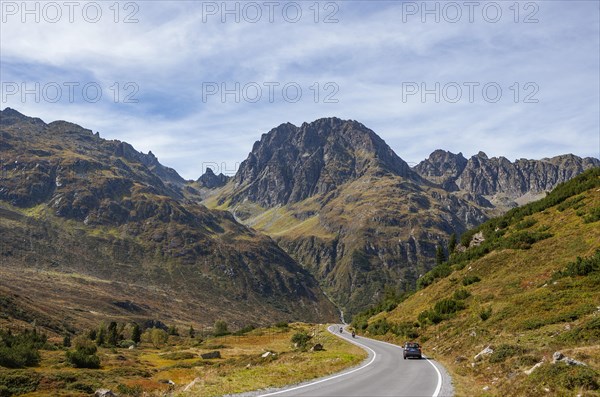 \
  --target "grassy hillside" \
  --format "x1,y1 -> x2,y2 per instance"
0,109 -> 338,335
0,323 -> 366,396
209,172 -> 492,317
353,168 -> 600,396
